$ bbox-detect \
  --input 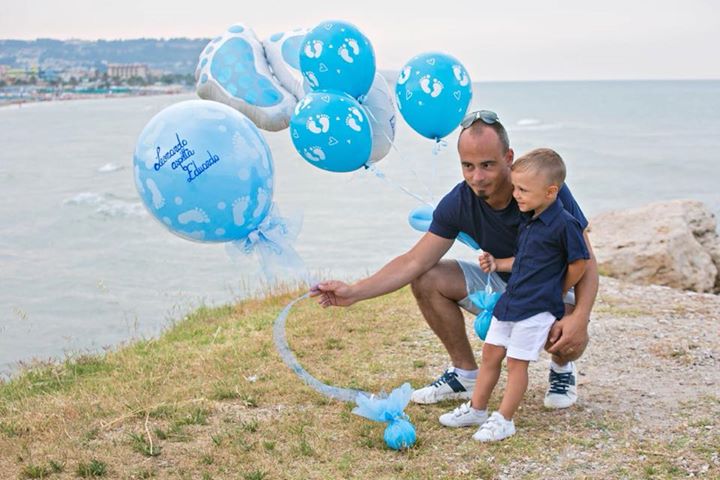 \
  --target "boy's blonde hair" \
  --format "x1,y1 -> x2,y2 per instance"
511,148 -> 566,187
